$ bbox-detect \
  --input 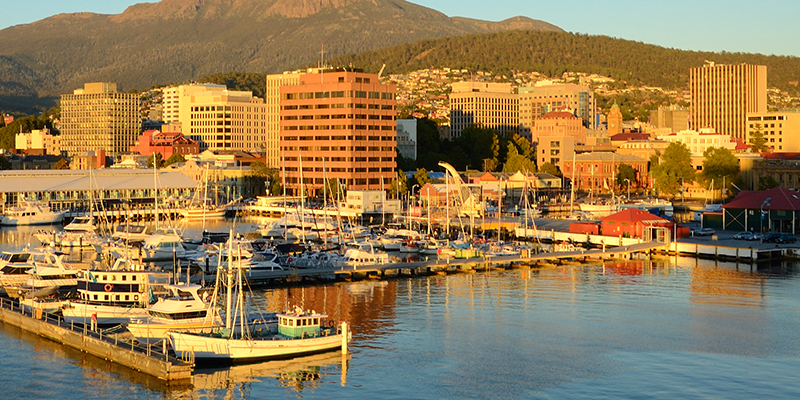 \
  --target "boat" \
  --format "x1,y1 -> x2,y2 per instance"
578,202 -> 617,218
0,251 -> 37,295
63,215 -> 97,233
61,261 -> 169,325
3,250 -> 84,299
169,236 -> 350,363
169,305 -> 349,363
335,243 -> 389,268
179,202 -> 228,220
0,199 -> 65,226
111,224 -> 150,242
103,227 -> 192,261
126,281 -> 222,344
